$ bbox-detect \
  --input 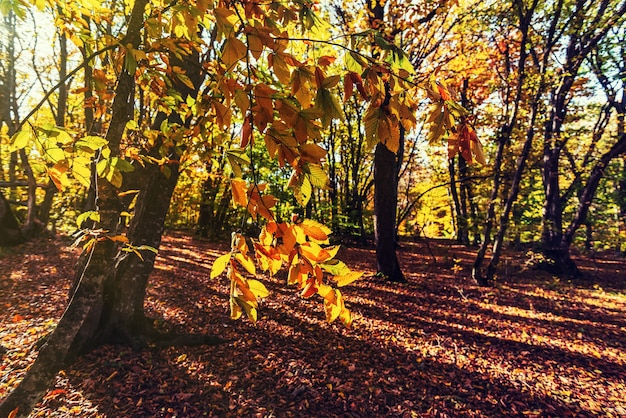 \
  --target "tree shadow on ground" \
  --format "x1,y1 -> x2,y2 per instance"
2,234 -> 625,417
